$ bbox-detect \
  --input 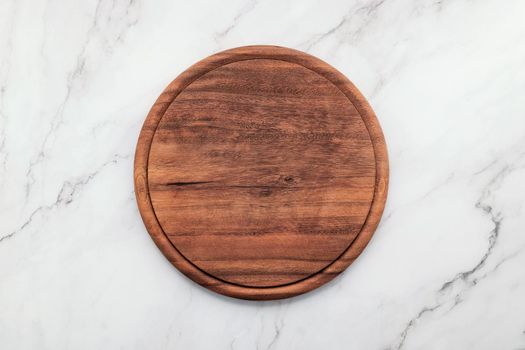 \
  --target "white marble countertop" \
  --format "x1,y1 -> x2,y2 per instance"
1,0 -> 525,349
